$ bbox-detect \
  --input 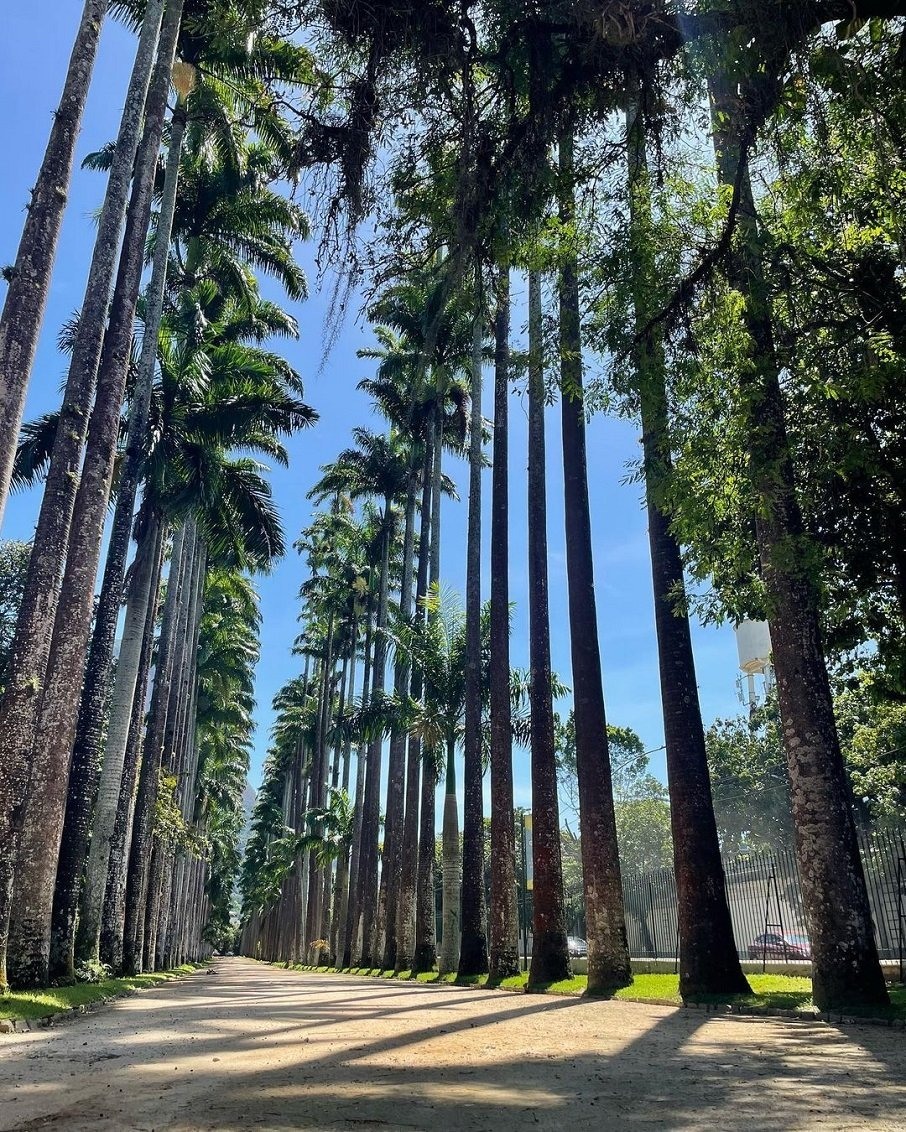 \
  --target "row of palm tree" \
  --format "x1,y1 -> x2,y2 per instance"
0,0 -> 317,990
2,0 -> 899,1018
235,2 -> 898,1014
